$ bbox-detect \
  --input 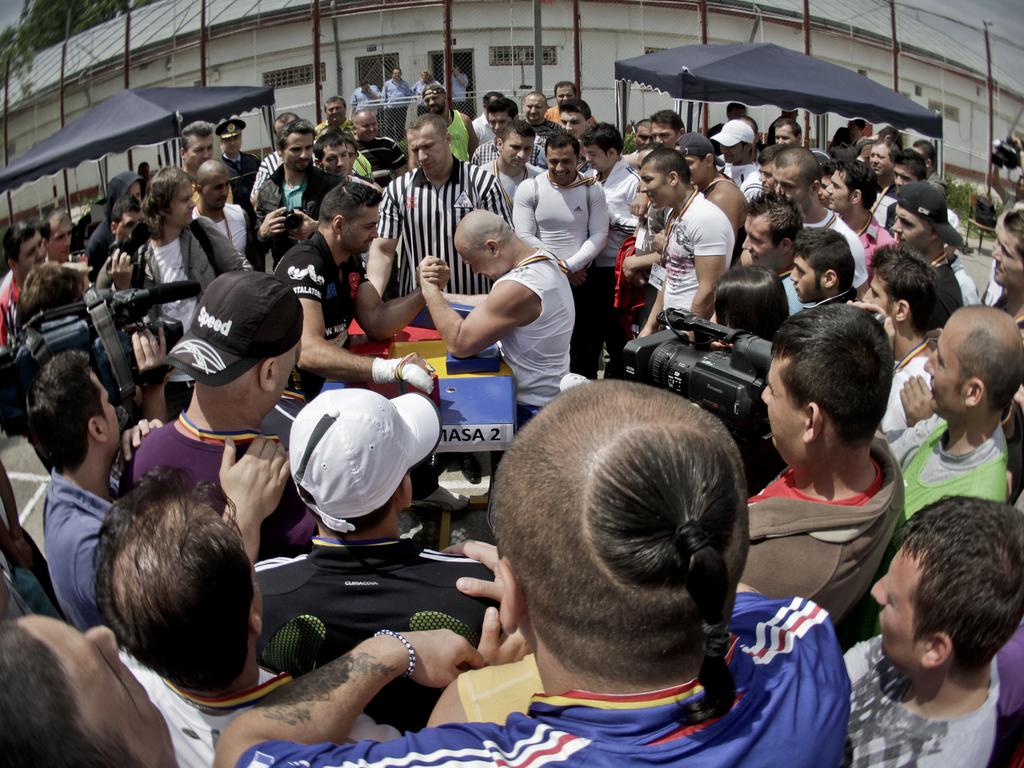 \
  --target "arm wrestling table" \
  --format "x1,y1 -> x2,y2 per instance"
321,323 -> 516,547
